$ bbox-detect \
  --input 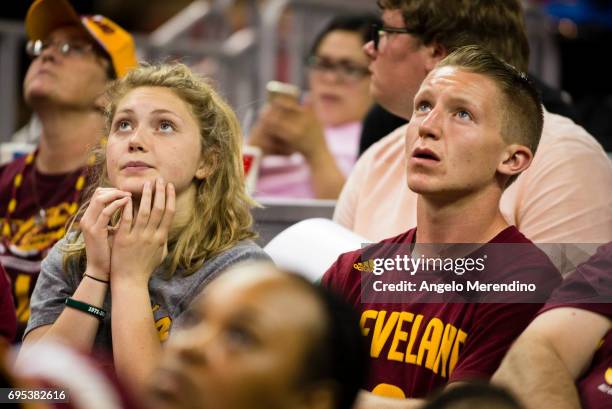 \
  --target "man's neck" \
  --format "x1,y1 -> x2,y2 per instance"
35,106 -> 104,174
415,186 -> 509,244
